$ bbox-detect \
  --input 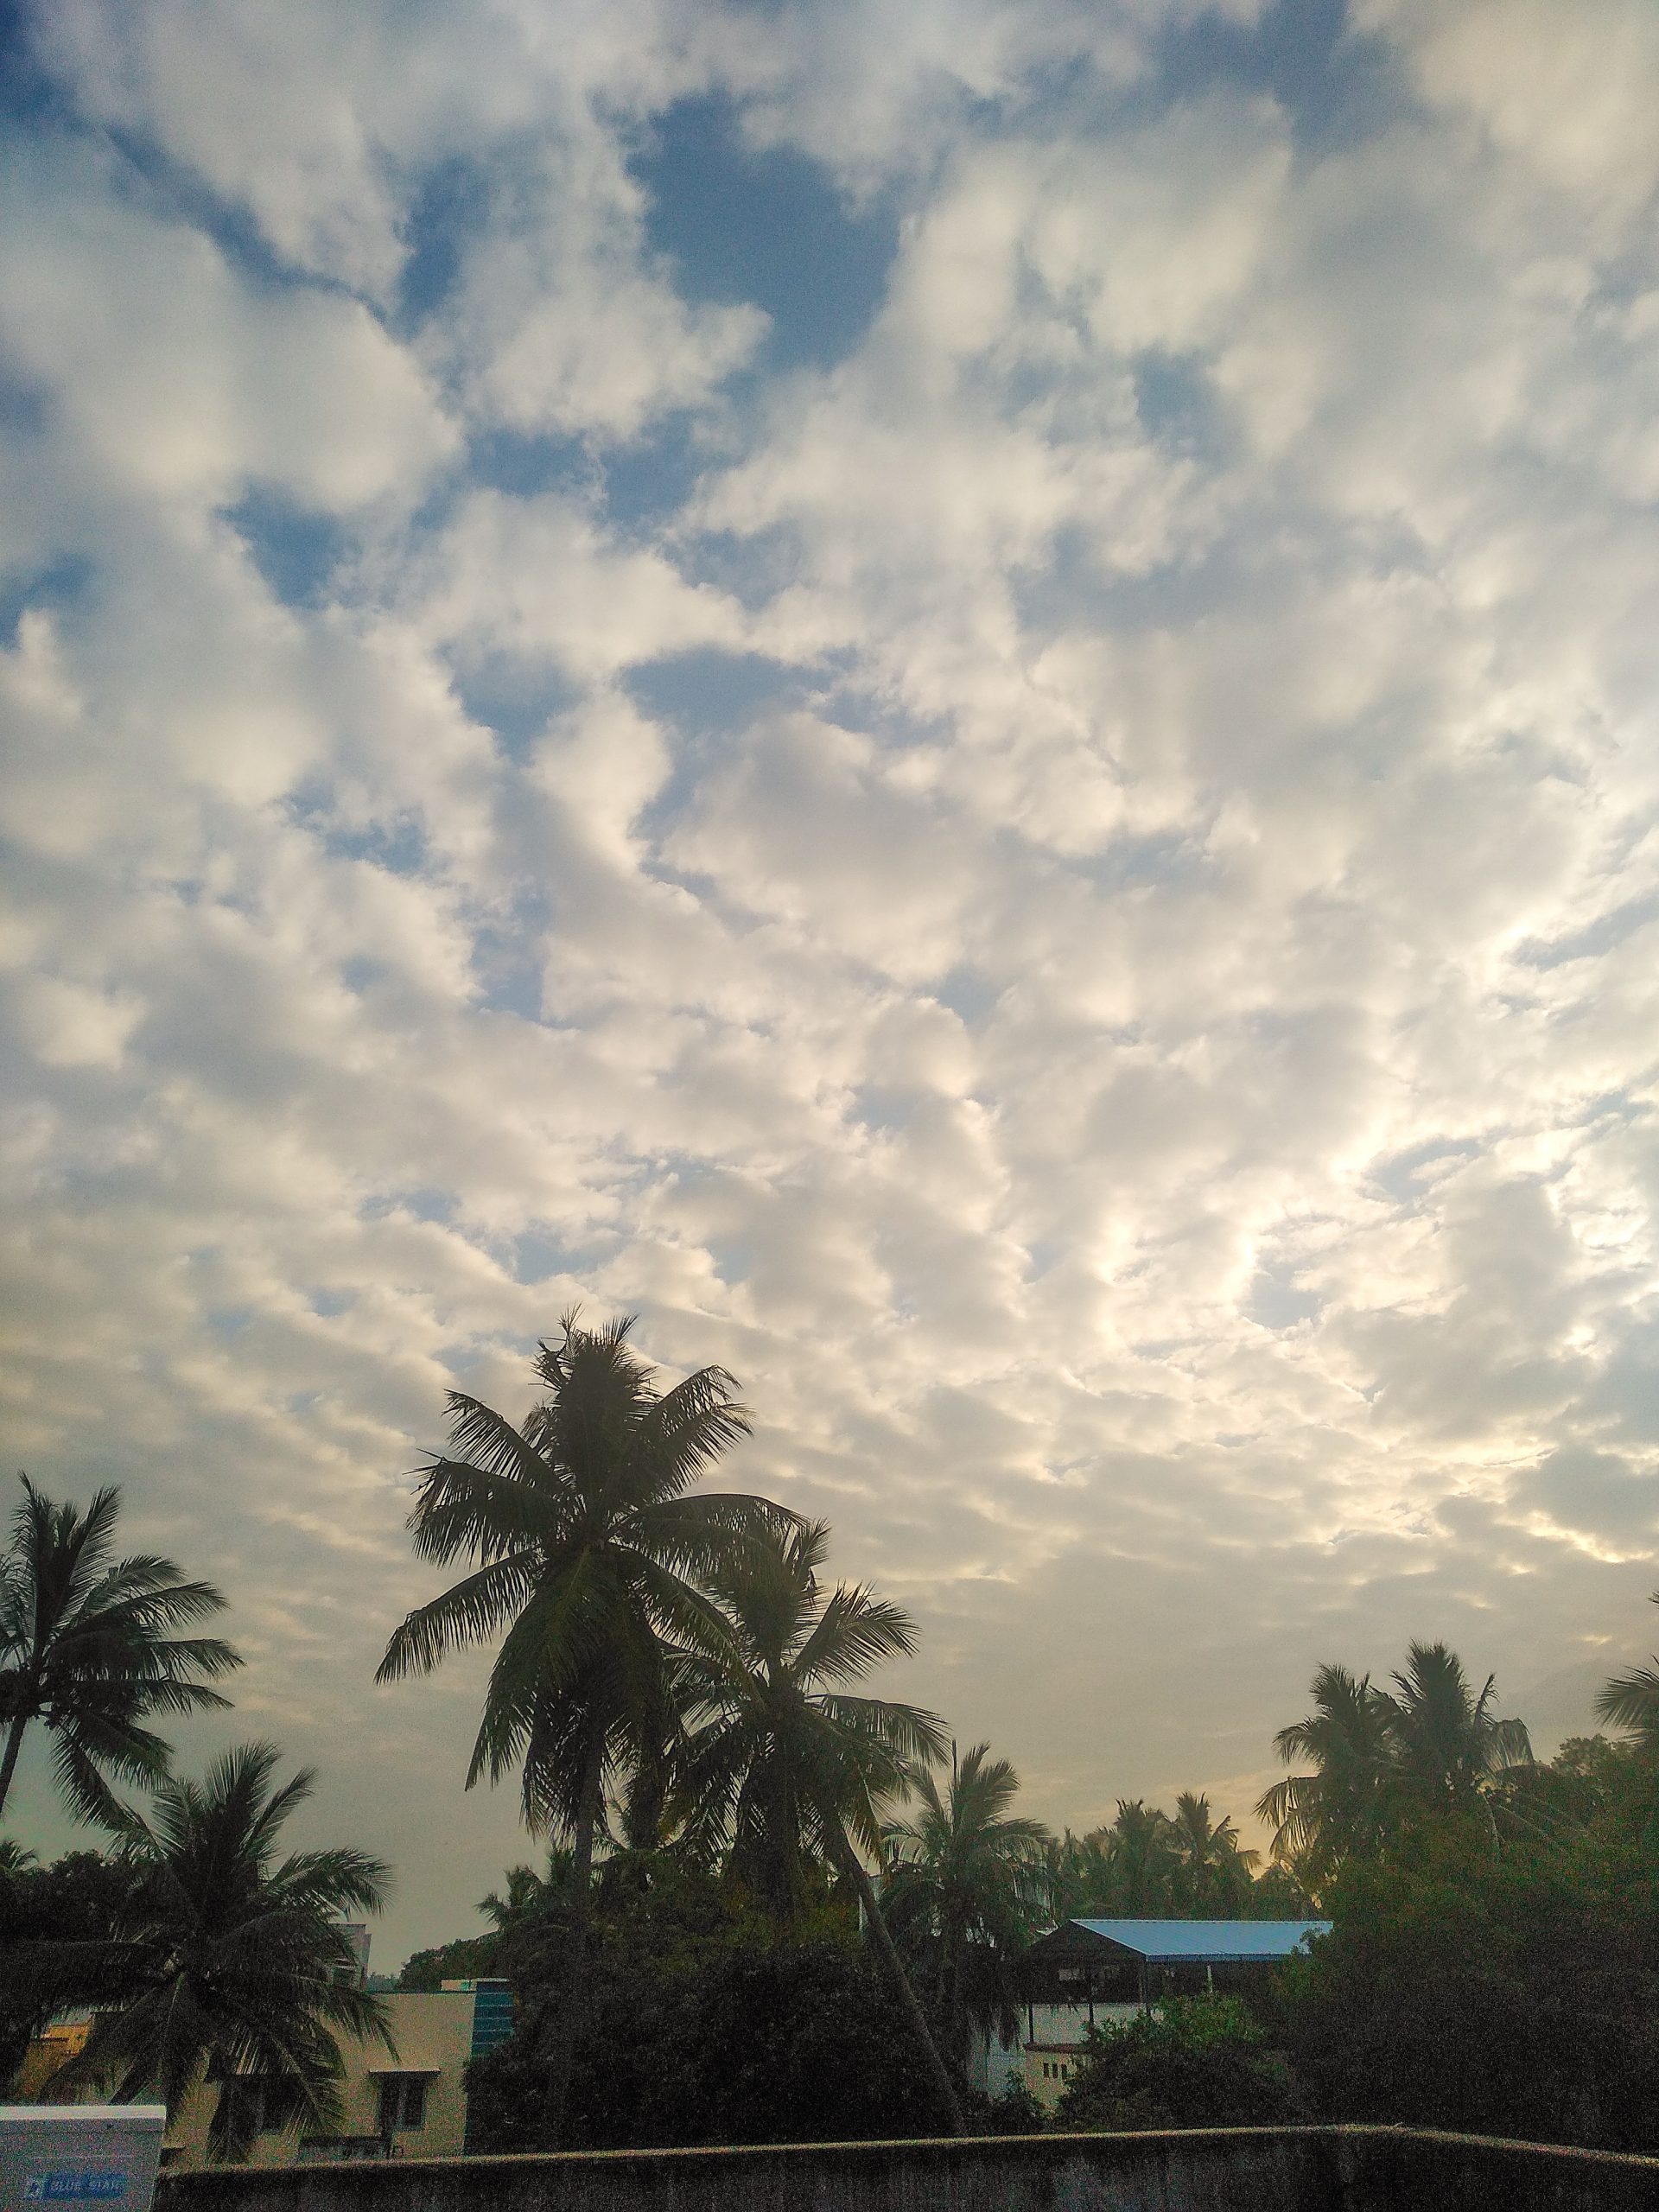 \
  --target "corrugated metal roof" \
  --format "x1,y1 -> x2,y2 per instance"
1065,1917 -> 1330,1962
